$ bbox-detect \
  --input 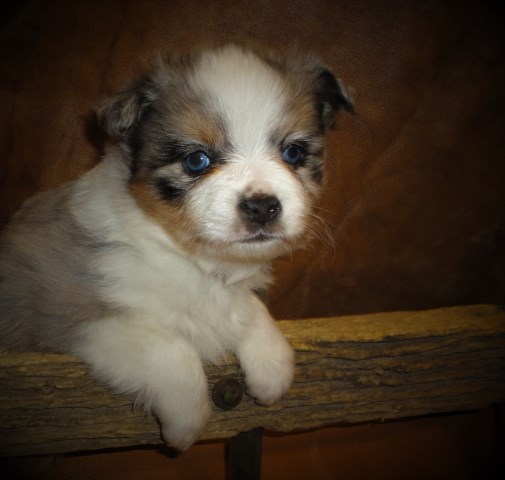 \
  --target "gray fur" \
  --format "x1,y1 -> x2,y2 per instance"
0,185 -> 117,352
